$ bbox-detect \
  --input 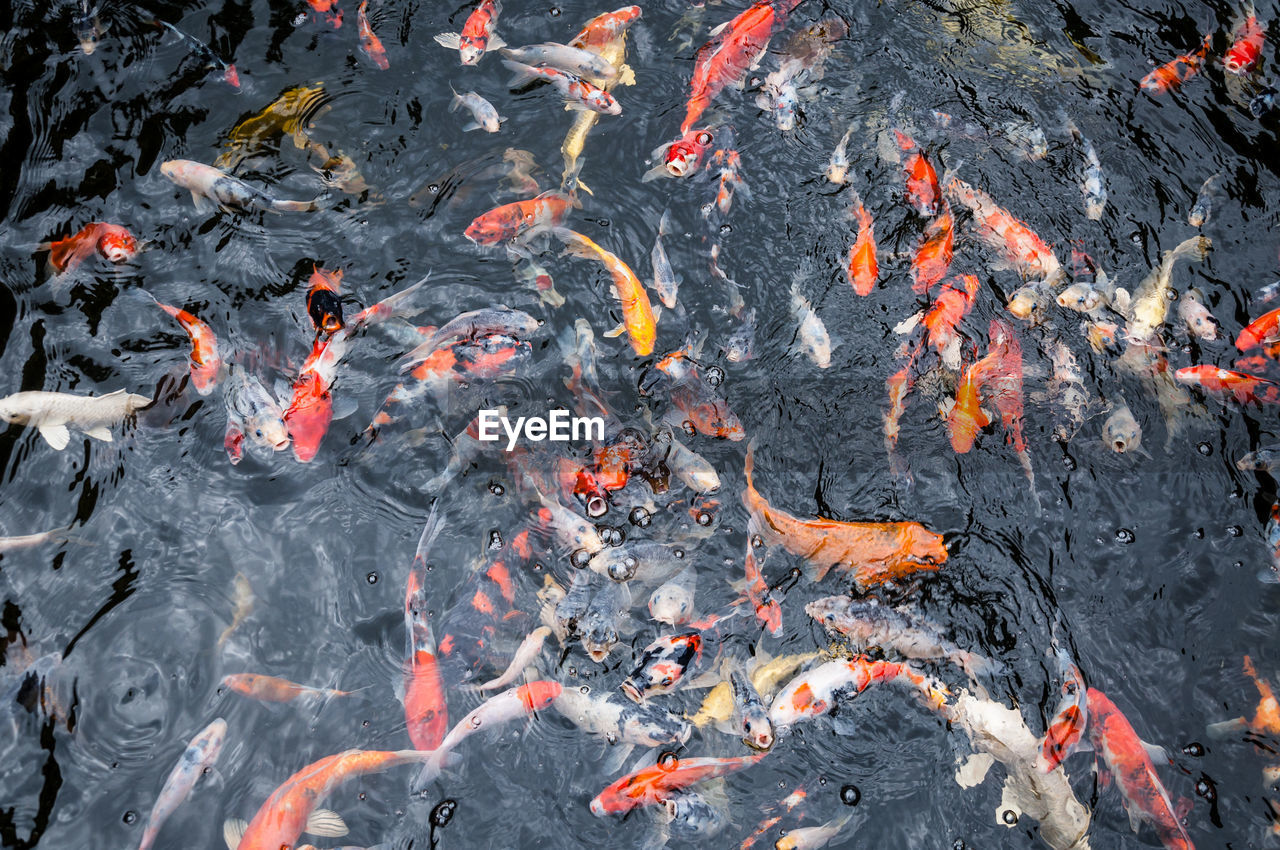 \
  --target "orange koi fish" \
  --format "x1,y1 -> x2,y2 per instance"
1038,645 -> 1087,773
947,351 -> 993,454
464,190 -> 577,245
570,5 -> 642,51
306,265 -> 344,336
1236,307 -> 1280,351
284,331 -> 347,463
744,524 -> 782,636
1208,655 -> 1280,738
911,204 -> 954,294
847,195 -> 878,296
435,0 -> 505,65
708,146 -> 747,217
1224,15 -> 1266,75
43,222 -> 138,276
894,130 -> 940,216
1087,688 -> 1194,850
944,177 -> 1061,283
405,505 -> 447,750
152,300 -> 221,395
221,673 -> 355,703
555,228 -> 656,356
589,753 -> 766,816
922,273 -> 980,369
304,0 -> 342,28
984,319 -> 1032,484
742,444 -> 947,587
1140,34 -> 1211,94
357,0 -> 389,69
1175,364 -> 1279,405
225,749 -> 431,850
681,0 -> 799,134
